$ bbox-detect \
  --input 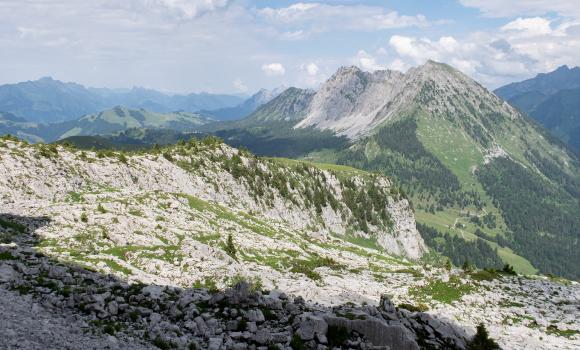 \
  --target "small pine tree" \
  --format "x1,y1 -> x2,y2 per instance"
462,260 -> 473,272
467,323 -> 500,350
445,258 -> 452,271
502,264 -> 516,275
225,233 -> 236,259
